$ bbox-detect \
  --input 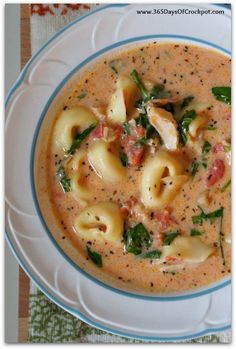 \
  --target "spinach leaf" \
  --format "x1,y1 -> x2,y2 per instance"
212,86 -> 231,105
124,223 -> 153,255
135,113 -> 162,143
122,122 -> 131,135
120,152 -> 128,167
192,206 -> 206,224
190,228 -> 202,236
190,161 -> 200,178
131,70 -> 167,106
57,166 -> 71,192
163,231 -> 180,246
86,245 -> 102,267
192,206 -> 224,225
206,207 -> 224,224
218,208 -> 226,266
67,123 -> 96,155
142,249 -> 162,259
220,179 -> 231,193
178,110 -> 196,145
180,96 -> 194,109
130,69 -> 149,99
202,141 -> 211,156
149,84 -> 165,99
